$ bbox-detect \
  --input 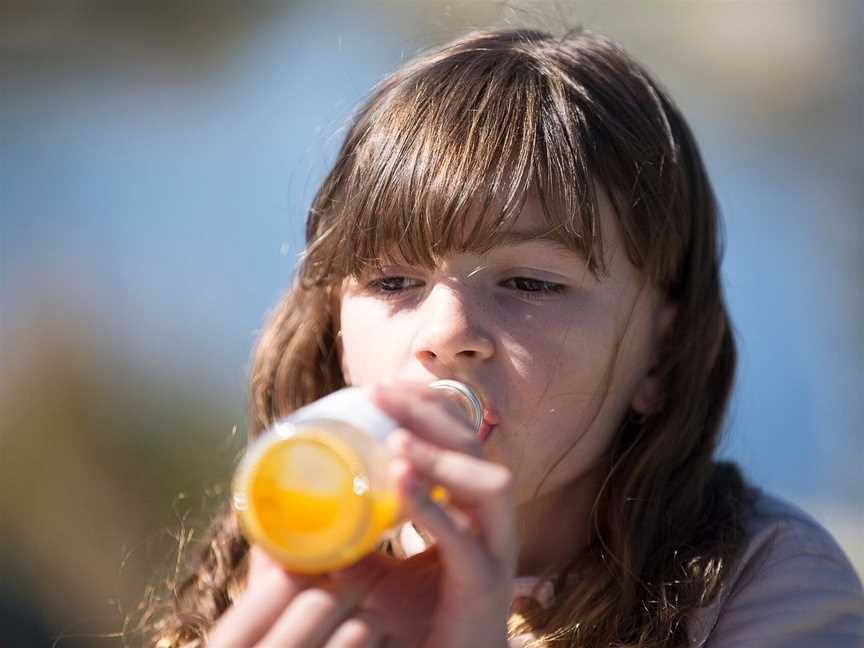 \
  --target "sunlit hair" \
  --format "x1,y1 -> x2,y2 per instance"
150,28 -> 752,647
